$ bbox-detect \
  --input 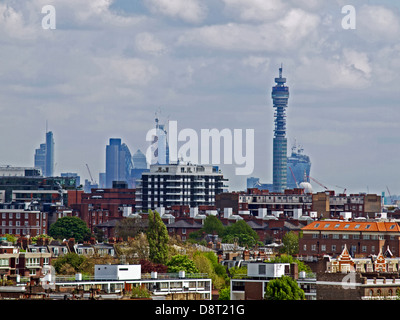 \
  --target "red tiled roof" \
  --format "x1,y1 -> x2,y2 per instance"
302,221 -> 400,232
